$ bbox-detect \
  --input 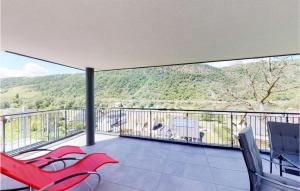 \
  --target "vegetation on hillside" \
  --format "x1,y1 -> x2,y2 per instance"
1,57 -> 299,112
